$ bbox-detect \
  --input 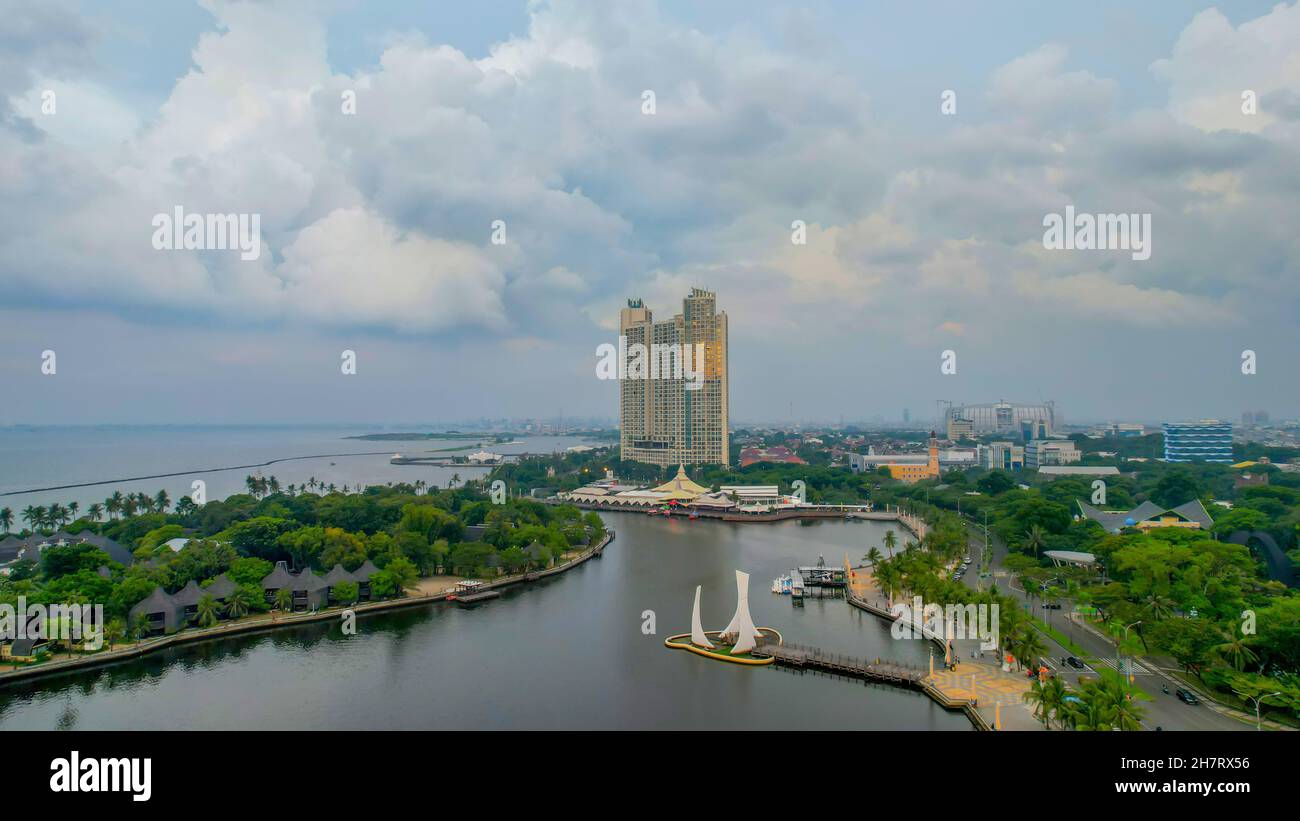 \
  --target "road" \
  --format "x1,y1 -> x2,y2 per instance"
953,517 -> 1253,731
